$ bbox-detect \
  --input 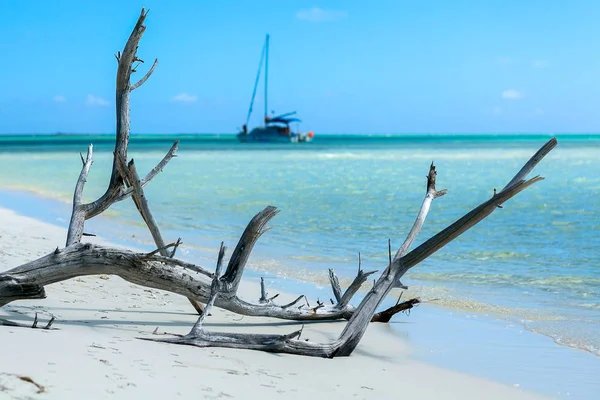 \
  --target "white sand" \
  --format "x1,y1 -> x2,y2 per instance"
0,207 -> 547,399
